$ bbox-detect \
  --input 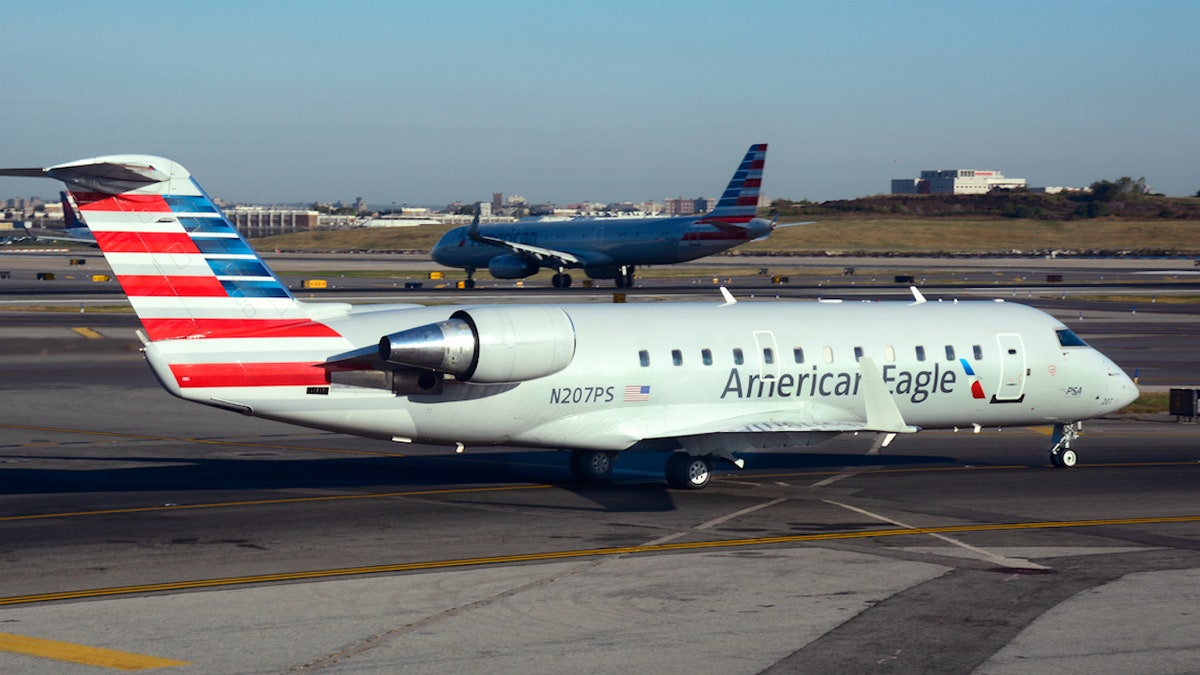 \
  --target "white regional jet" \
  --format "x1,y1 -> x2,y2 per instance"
430,143 -> 781,288
1,156 -> 1139,489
